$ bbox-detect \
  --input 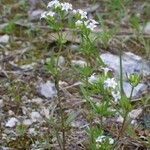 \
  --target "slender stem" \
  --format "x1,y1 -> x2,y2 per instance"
117,111 -> 128,140
129,86 -> 134,100
119,49 -> 124,99
55,78 -> 66,150
118,48 -> 128,140
89,111 -> 94,146
55,30 -> 66,150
